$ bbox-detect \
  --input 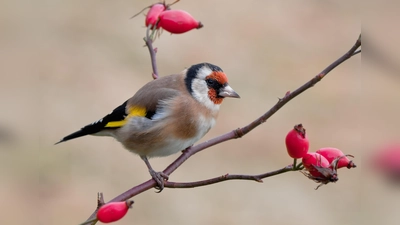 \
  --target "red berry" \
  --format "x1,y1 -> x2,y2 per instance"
316,147 -> 356,169
302,152 -> 330,177
158,10 -> 203,34
285,124 -> 309,159
97,201 -> 133,223
145,3 -> 167,29
301,152 -> 339,189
